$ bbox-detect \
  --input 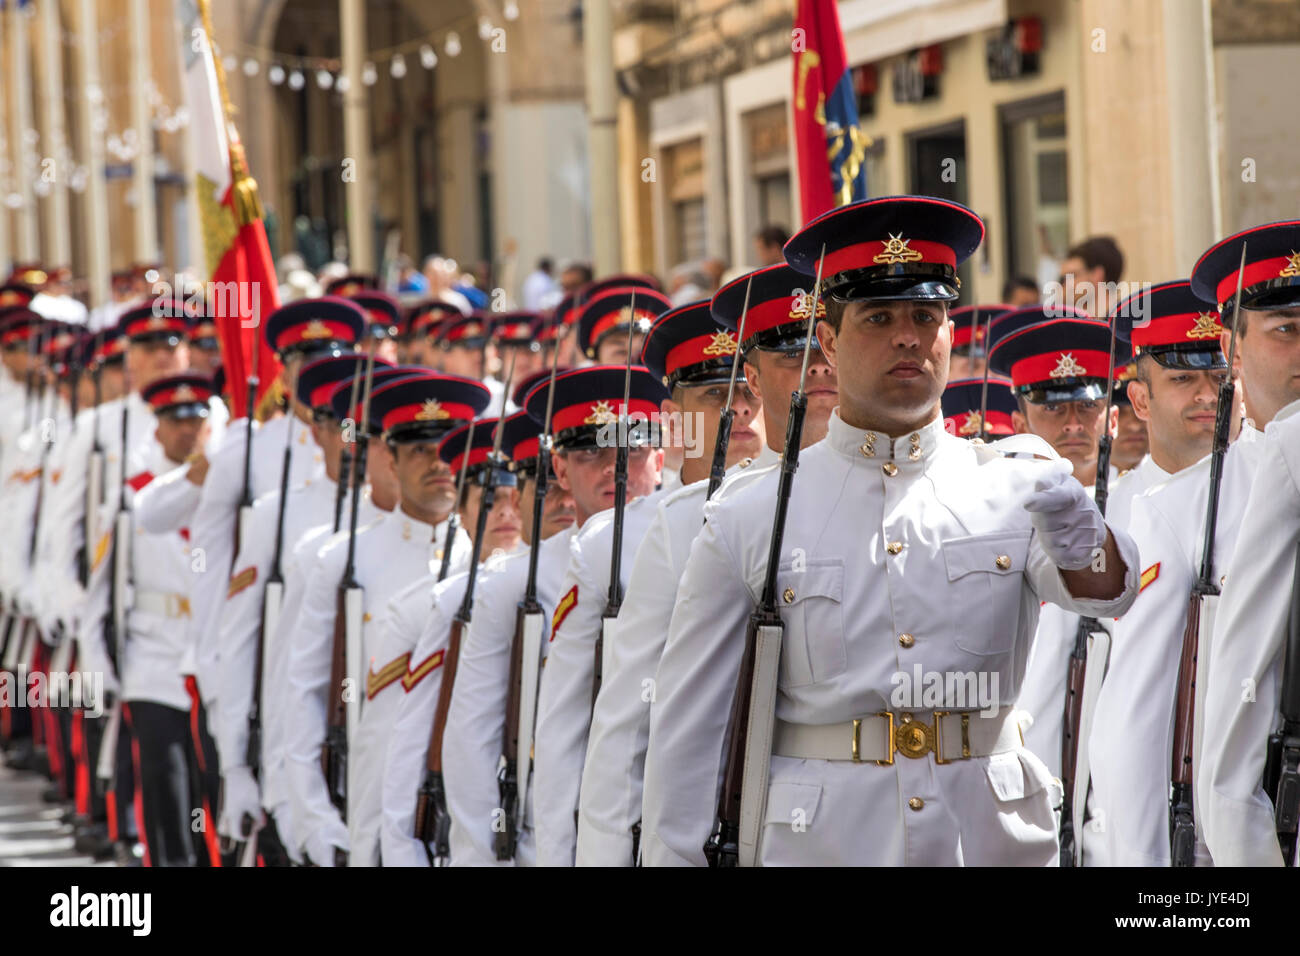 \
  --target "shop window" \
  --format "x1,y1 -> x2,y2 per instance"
1001,93 -> 1069,294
